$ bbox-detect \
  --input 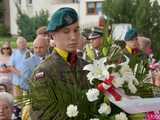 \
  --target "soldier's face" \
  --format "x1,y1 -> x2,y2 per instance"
126,37 -> 138,49
0,100 -> 12,120
92,37 -> 103,49
52,22 -> 80,52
